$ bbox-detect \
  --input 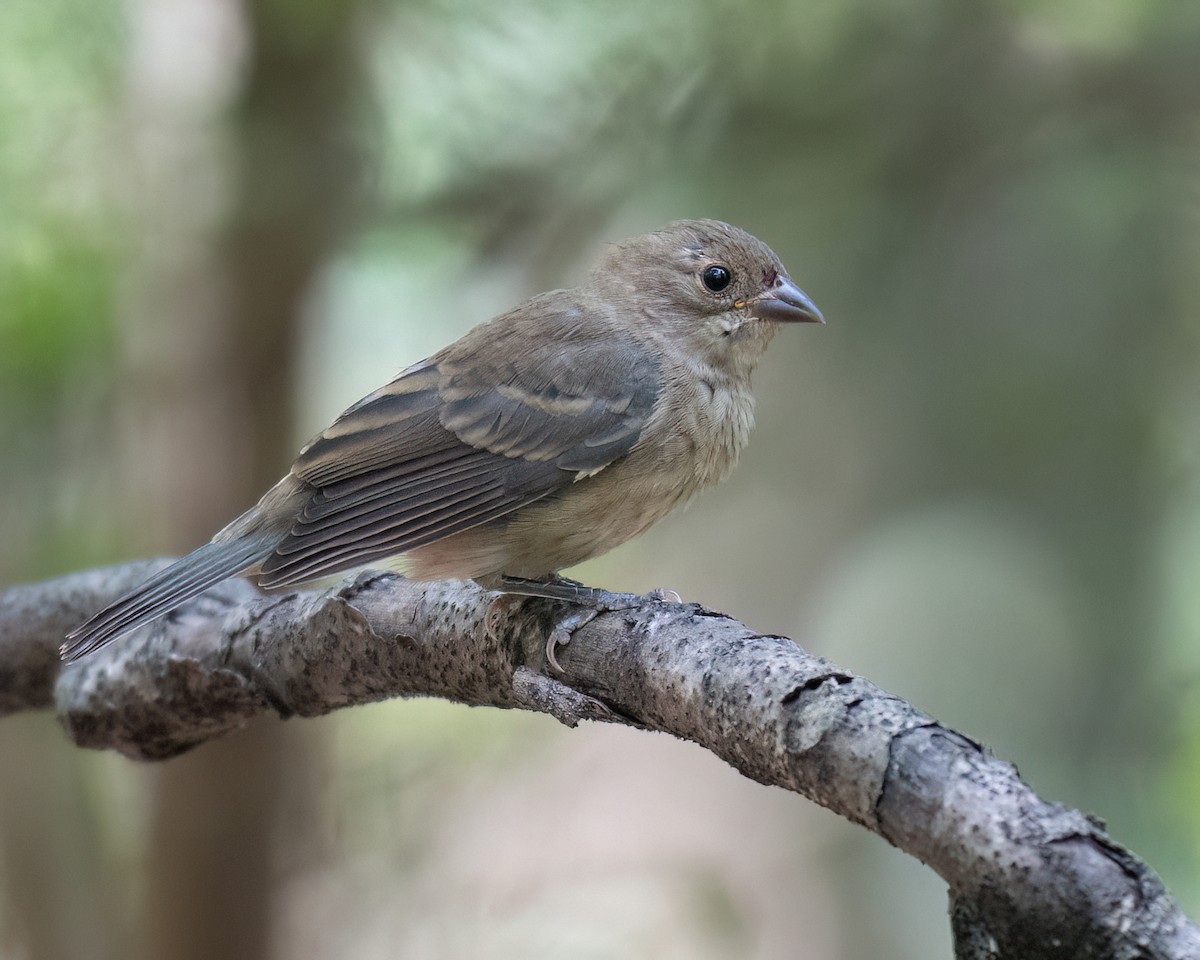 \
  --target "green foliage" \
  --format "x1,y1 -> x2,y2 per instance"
0,0 -> 123,396
0,232 -> 116,393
